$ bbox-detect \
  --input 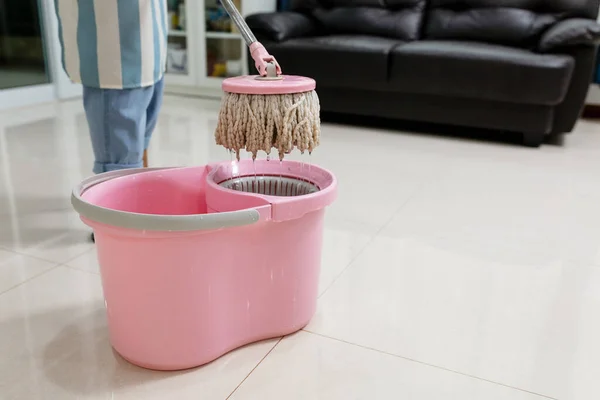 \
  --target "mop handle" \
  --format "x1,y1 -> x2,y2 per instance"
219,0 -> 282,77
219,0 -> 257,47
